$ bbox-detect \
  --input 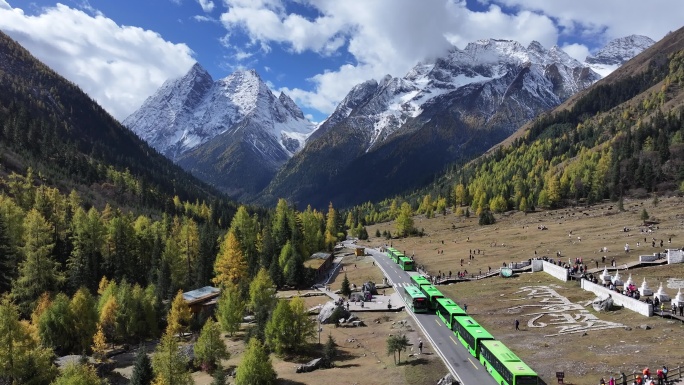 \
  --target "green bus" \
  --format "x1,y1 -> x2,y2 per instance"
402,286 -> 428,313
398,256 -> 414,271
435,297 -> 466,329
418,285 -> 444,310
386,248 -> 401,263
452,316 -> 494,358
479,340 -> 539,385
410,275 -> 431,288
